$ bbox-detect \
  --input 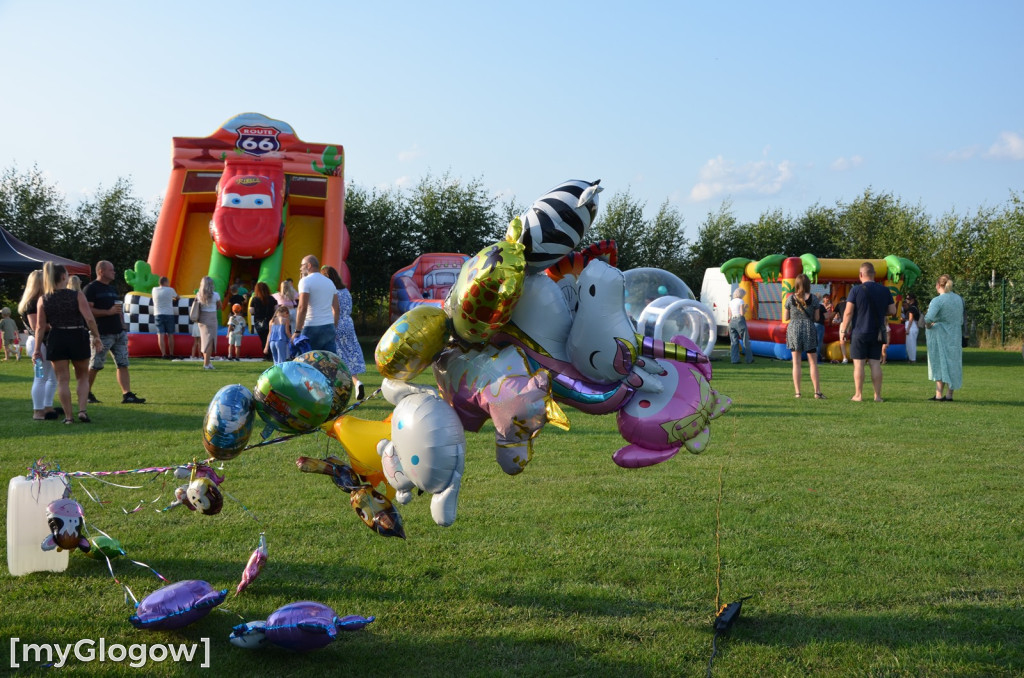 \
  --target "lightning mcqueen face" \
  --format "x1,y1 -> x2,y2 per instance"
210,164 -> 285,258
